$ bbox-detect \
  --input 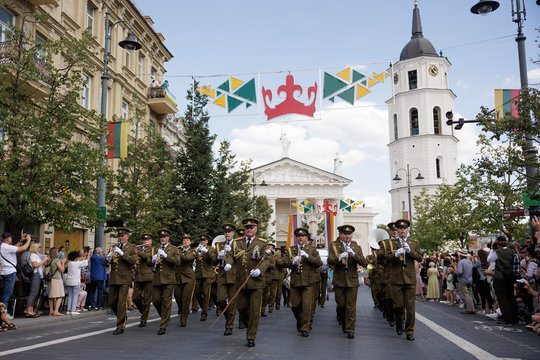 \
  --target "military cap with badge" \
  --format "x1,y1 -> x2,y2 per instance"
337,224 -> 355,234
395,219 -> 410,229
294,227 -> 310,237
